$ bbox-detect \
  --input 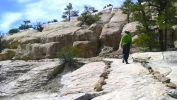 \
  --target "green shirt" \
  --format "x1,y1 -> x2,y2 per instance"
120,33 -> 132,47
